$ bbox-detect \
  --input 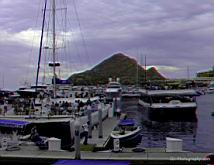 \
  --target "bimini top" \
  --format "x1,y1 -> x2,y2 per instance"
118,119 -> 136,126
0,119 -> 30,128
